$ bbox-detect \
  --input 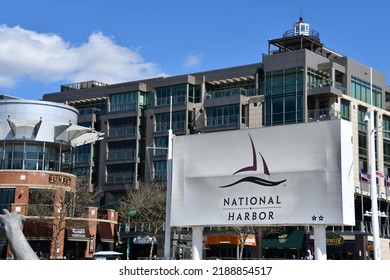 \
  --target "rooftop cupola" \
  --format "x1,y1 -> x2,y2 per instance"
294,17 -> 310,36
268,16 -> 323,54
